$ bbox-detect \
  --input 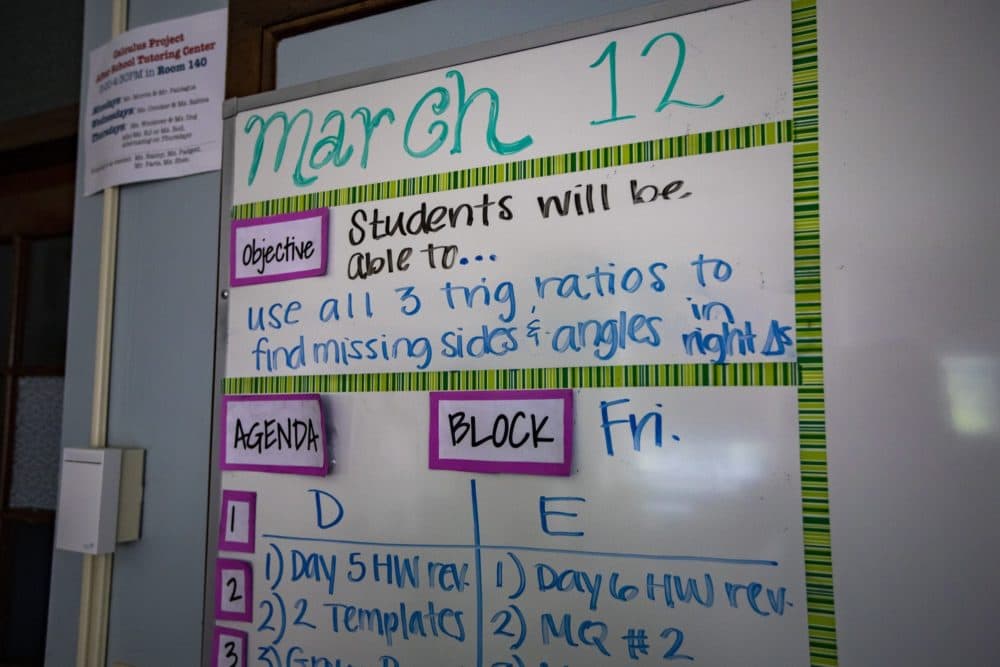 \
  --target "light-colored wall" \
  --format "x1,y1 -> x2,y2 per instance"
820,1 -> 1000,664
46,1 -> 224,665
47,1 -> 1000,665
277,0 -> 674,87
42,0 -> 112,658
